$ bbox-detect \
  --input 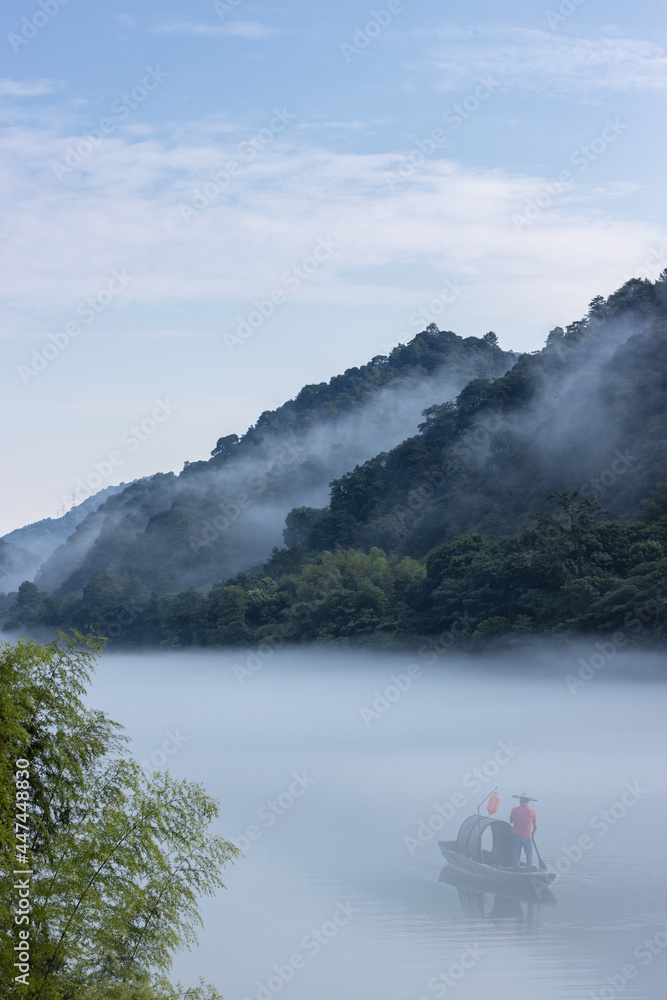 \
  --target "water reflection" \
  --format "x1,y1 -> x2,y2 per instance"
439,864 -> 557,927
440,865 -> 557,908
